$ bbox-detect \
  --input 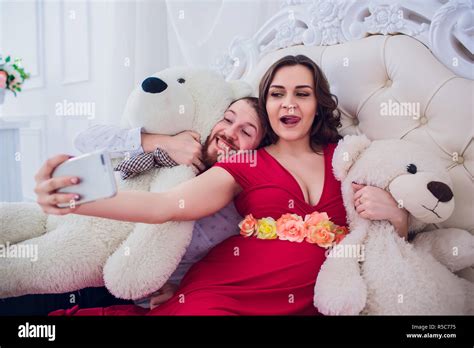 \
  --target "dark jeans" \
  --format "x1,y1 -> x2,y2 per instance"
0,287 -> 133,316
